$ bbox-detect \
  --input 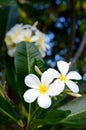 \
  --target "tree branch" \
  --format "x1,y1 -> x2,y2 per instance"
71,32 -> 86,65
